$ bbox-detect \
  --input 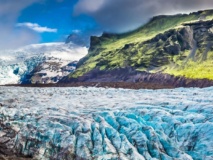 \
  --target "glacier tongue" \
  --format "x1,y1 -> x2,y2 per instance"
0,43 -> 88,84
0,87 -> 213,160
